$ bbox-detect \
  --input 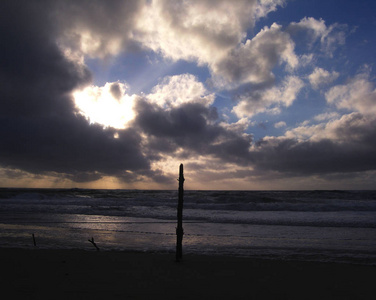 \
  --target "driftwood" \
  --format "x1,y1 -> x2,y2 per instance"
88,237 -> 100,251
176,163 -> 185,262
